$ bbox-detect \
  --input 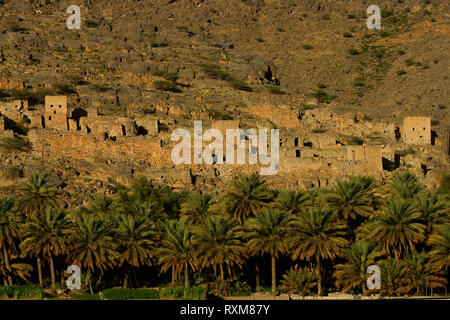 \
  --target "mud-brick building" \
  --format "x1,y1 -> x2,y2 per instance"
45,96 -> 68,131
402,116 -> 431,145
